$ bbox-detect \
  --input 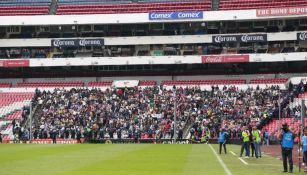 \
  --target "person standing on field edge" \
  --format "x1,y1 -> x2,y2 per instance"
280,123 -> 294,173
252,126 -> 262,158
240,126 -> 250,158
0,132 -> 2,143
263,129 -> 269,146
301,127 -> 307,167
218,128 -> 227,154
